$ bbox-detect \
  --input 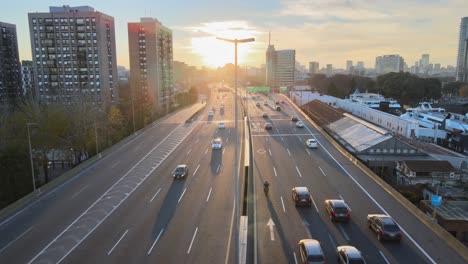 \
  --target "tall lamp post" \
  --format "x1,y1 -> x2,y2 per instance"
217,36 -> 254,264
27,122 -> 38,191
